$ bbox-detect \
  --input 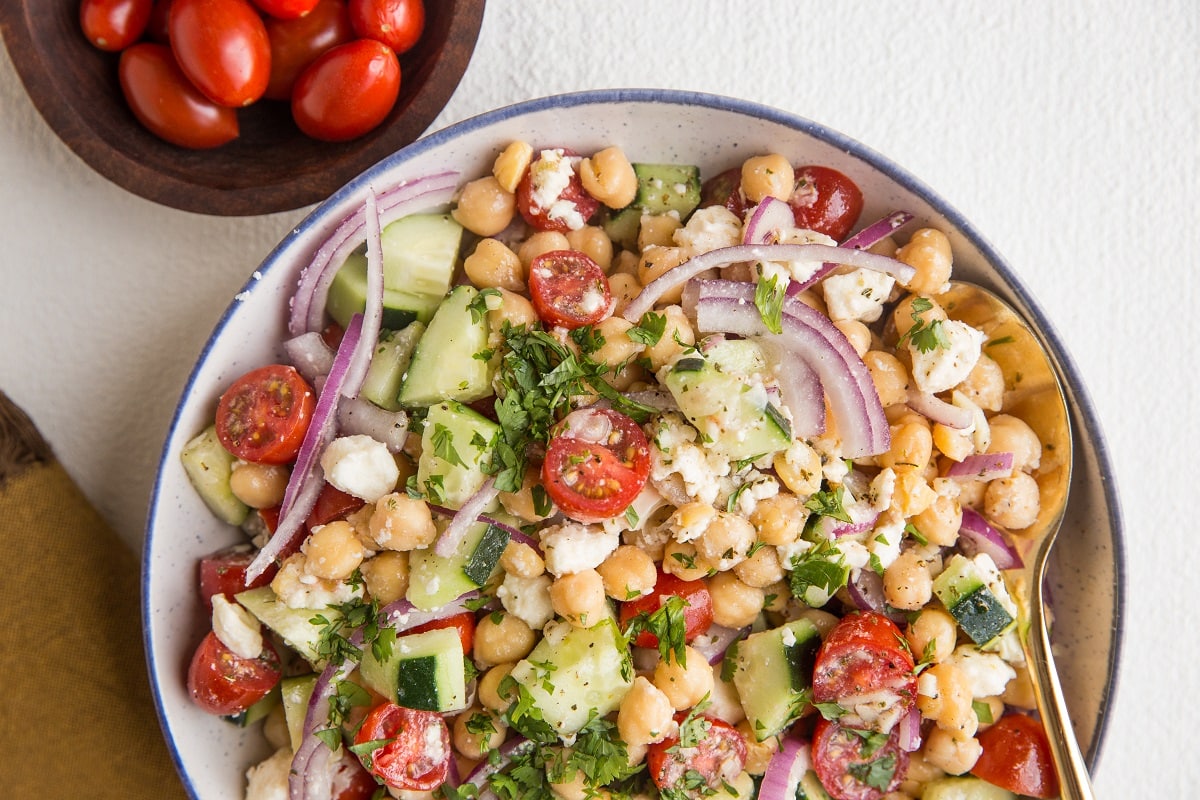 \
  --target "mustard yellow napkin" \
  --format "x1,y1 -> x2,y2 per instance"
0,392 -> 188,799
